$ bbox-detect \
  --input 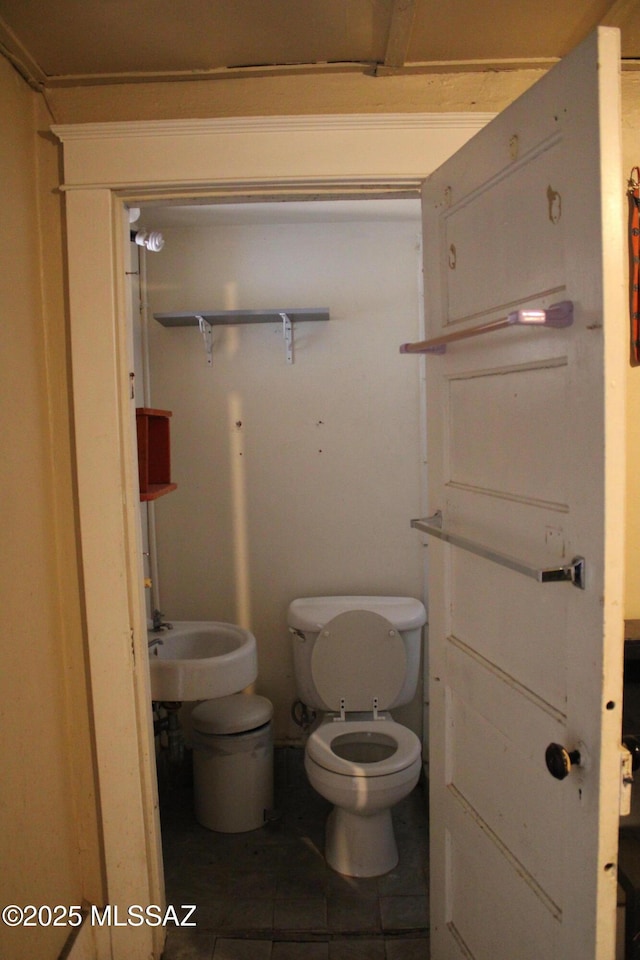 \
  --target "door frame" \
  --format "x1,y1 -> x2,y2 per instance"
53,112 -> 492,959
